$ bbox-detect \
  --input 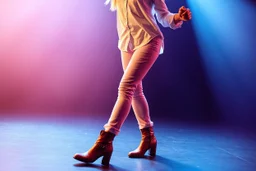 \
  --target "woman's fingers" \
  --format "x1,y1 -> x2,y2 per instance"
181,8 -> 192,21
179,6 -> 186,13
178,6 -> 192,21
186,9 -> 192,20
